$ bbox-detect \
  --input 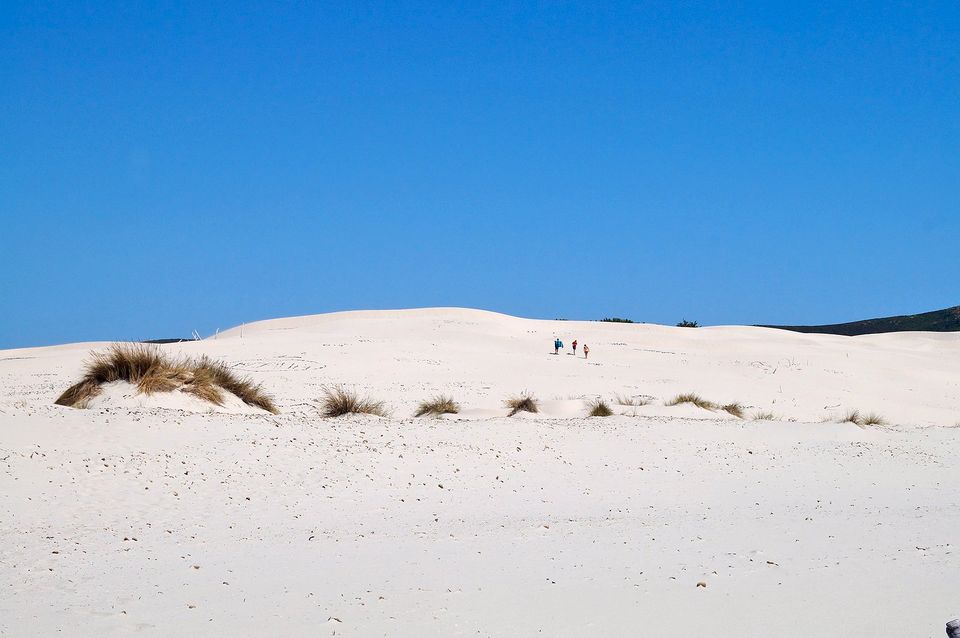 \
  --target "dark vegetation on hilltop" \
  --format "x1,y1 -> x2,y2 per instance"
760,305 -> 960,336
601,317 -> 702,326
